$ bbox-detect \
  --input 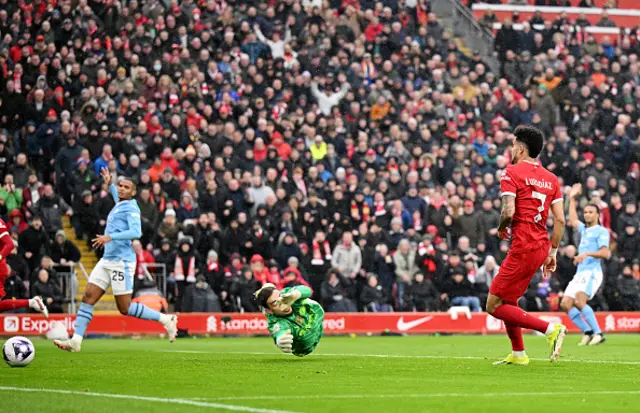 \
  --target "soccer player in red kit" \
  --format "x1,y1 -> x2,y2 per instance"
0,218 -> 49,317
488,126 -> 567,365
